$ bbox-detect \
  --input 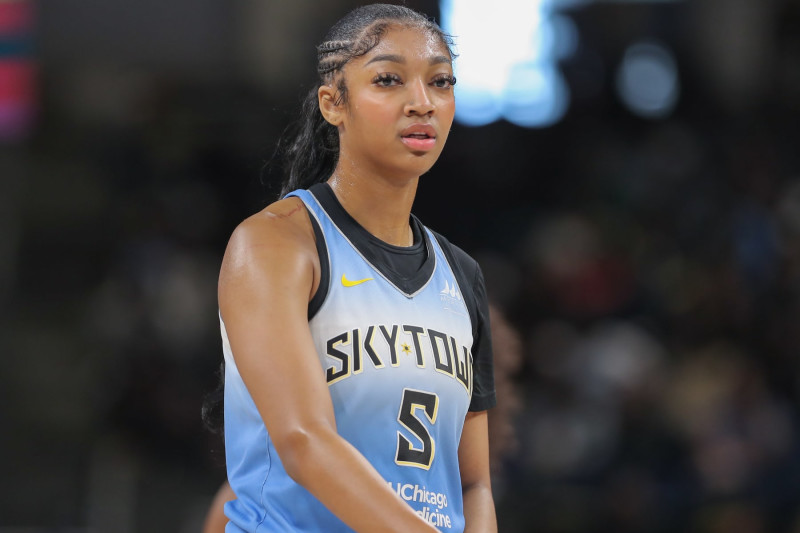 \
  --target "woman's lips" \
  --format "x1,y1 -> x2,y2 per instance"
401,136 -> 437,151
400,124 -> 437,151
